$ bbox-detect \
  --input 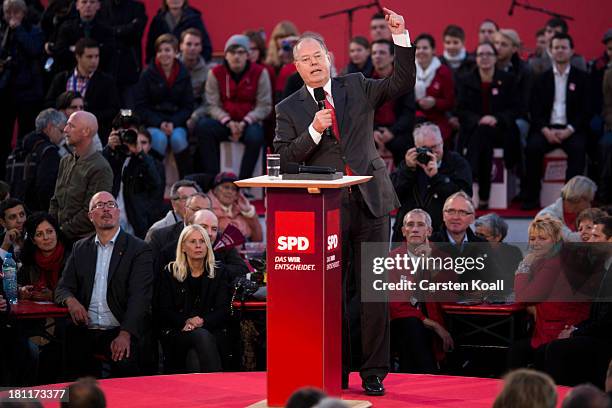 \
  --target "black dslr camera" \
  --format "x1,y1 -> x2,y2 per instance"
416,147 -> 433,164
117,128 -> 138,145
112,109 -> 140,146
